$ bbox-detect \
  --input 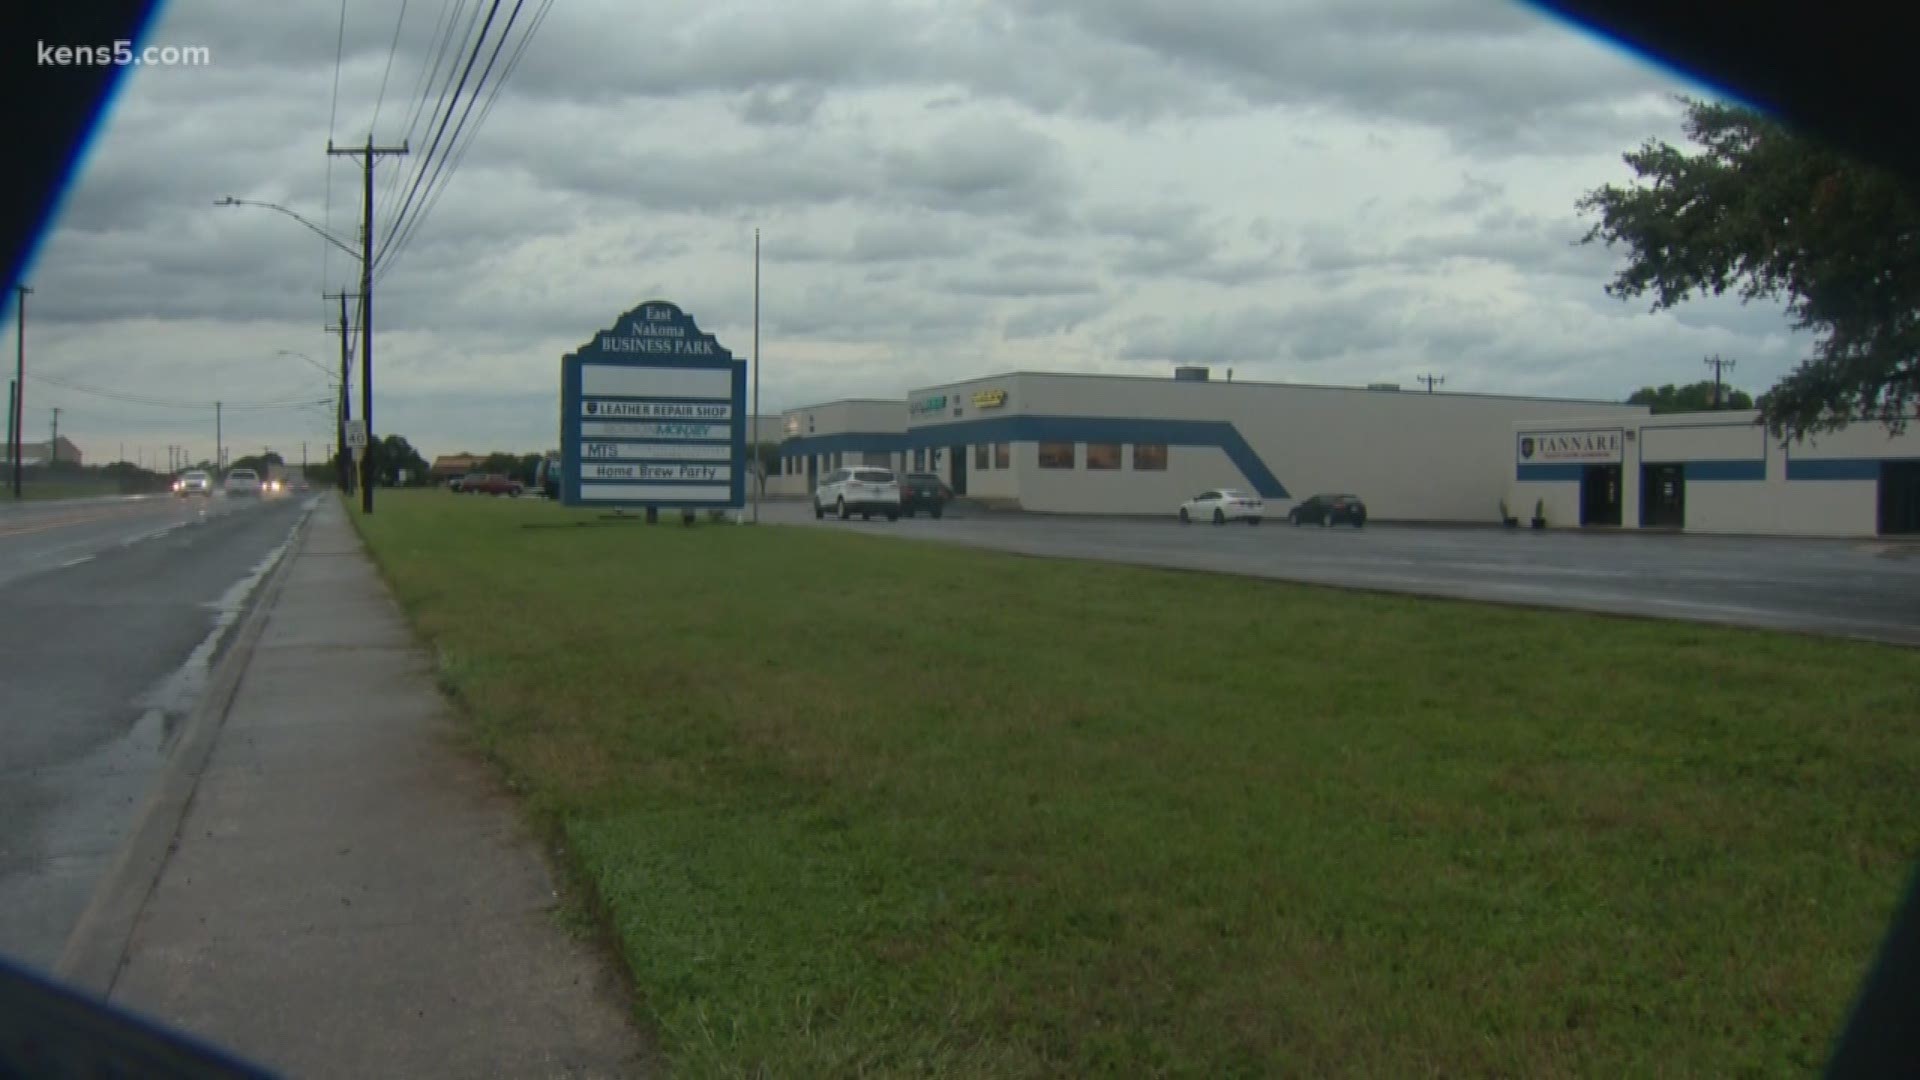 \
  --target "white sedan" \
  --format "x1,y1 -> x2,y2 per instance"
1178,488 -> 1264,525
